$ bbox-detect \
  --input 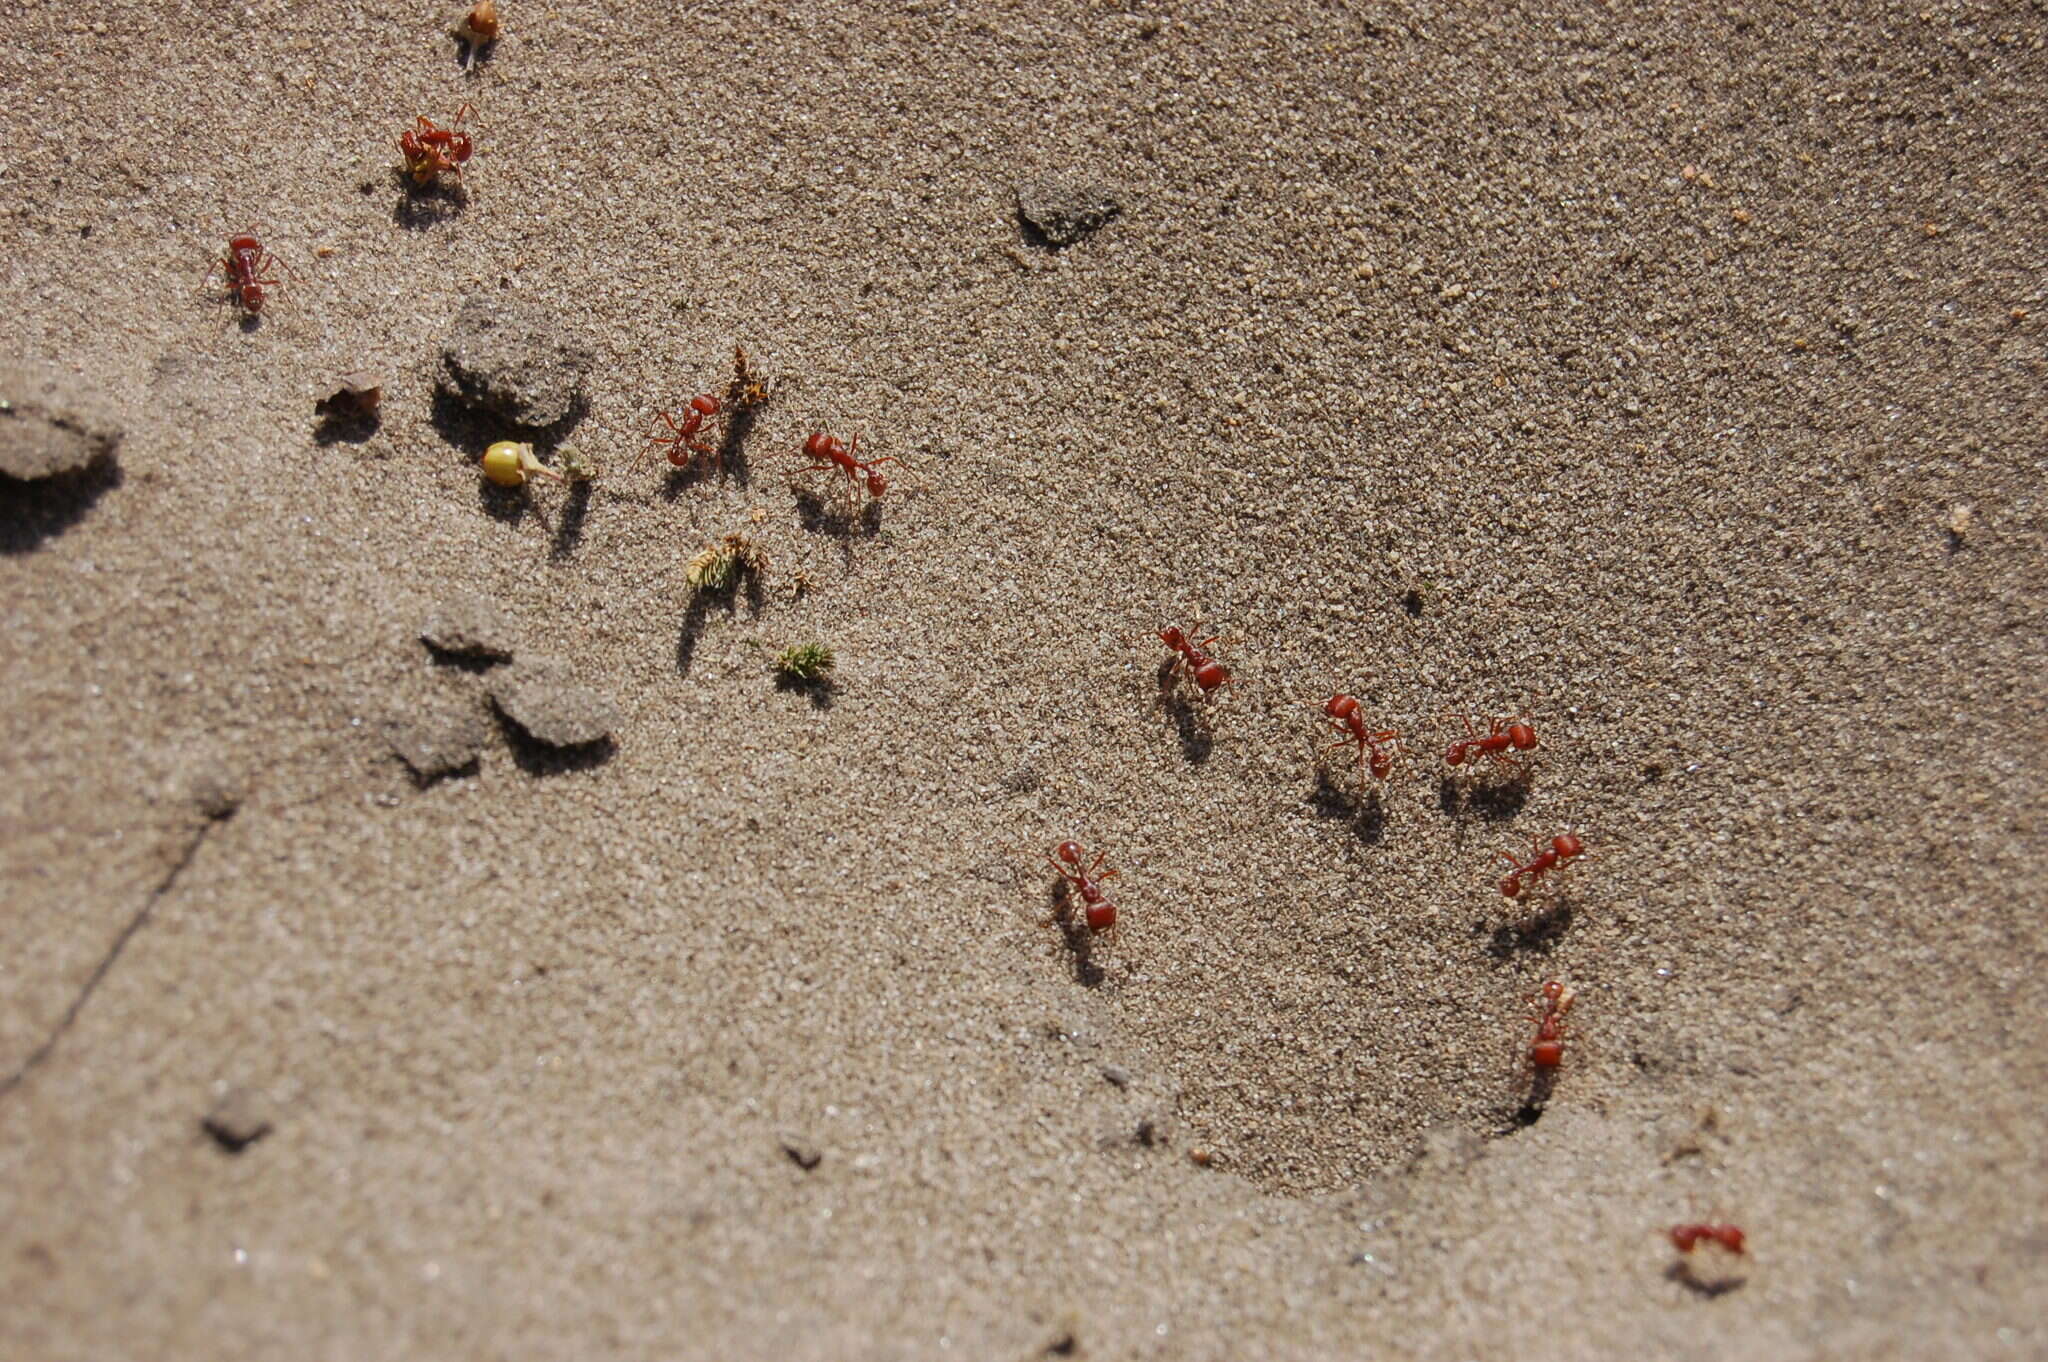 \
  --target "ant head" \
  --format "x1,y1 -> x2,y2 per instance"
1508,722 -> 1538,750
1552,834 -> 1585,859
1053,840 -> 1082,866
804,431 -> 835,459
1498,875 -> 1523,899
1084,901 -> 1117,933
448,133 -> 475,161
1367,750 -> 1393,780
1157,626 -> 1188,650
1445,742 -> 1468,765
865,471 -> 888,497
1540,980 -> 1565,1002
690,393 -> 721,416
1193,662 -> 1229,691
1323,693 -> 1358,720
240,283 -> 265,311
1530,1040 -> 1564,1069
